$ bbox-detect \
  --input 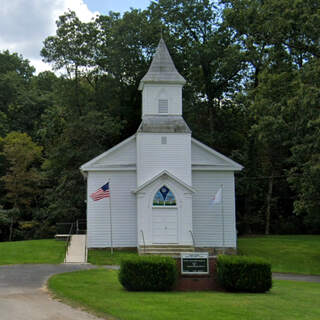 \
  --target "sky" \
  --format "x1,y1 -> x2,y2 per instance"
0,0 -> 151,74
